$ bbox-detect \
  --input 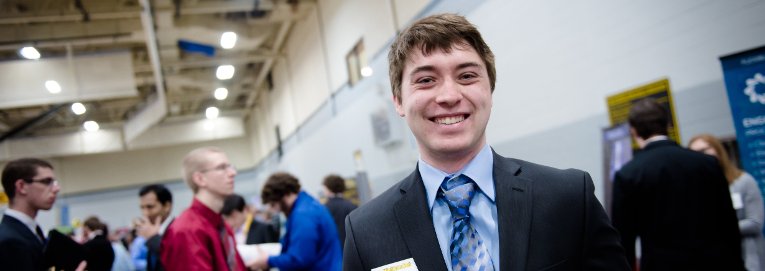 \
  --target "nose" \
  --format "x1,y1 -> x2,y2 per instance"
434,78 -> 462,106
